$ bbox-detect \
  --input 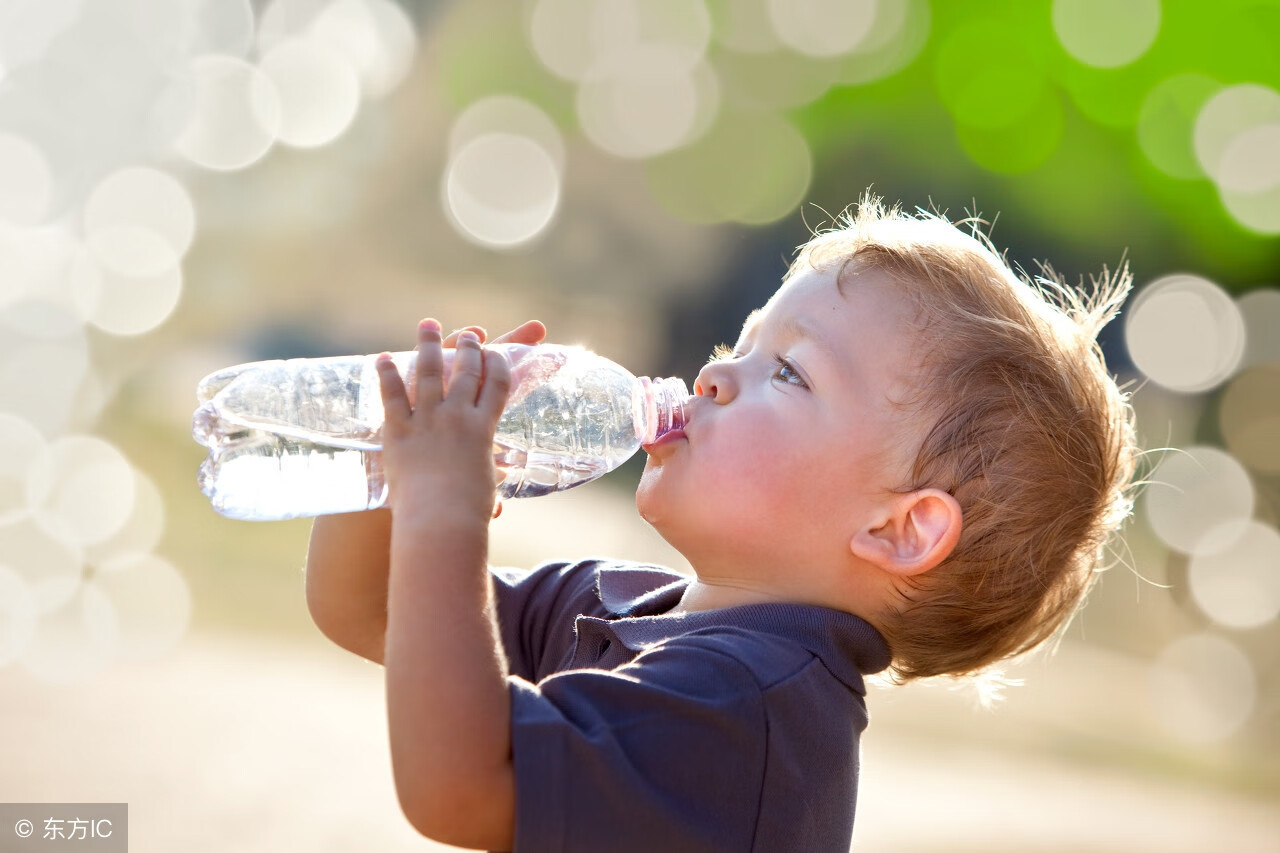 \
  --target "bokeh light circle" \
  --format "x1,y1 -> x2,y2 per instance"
646,110 -> 811,225
707,0 -> 782,53
1143,445 -> 1254,556
0,336 -> 91,435
577,44 -> 701,159
20,583 -> 119,684
1124,274 -> 1245,393
174,54 -> 283,171
530,0 -> 711,82
716,47 -> 842,111
257,0 -> 331,54
1237,288 -> 1280,368
310,0 -> 418,98
0,132 -> 53,226
766,0 -> 877,59
91,553 -> 191,660
1137,74 -> 1219,180
1218,366 -> 1280,474
0,412 -> 46,525
1193,84 -> 1280,188
1148,633 -> 1256,743
1219,183 -> 1280,235
84,168 -> 196,269
0,518 -> 83,601
259,37 -> 361,148
84,470 -> 167,566
88,260 -> 183,337
26,435 -> 137,548
529,0 -> 603,81
836,0 -> 930,87
182,0 -> 257,58
1052,0 -> 1160,68
1215,122 -> 1280,193
449,96 -> 565,170
443,133 -> 561,249
1188,520 -> 1280,629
